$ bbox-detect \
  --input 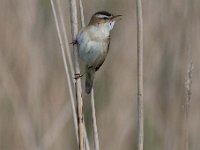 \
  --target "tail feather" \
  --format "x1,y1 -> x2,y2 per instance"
85,68 -> 95,94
